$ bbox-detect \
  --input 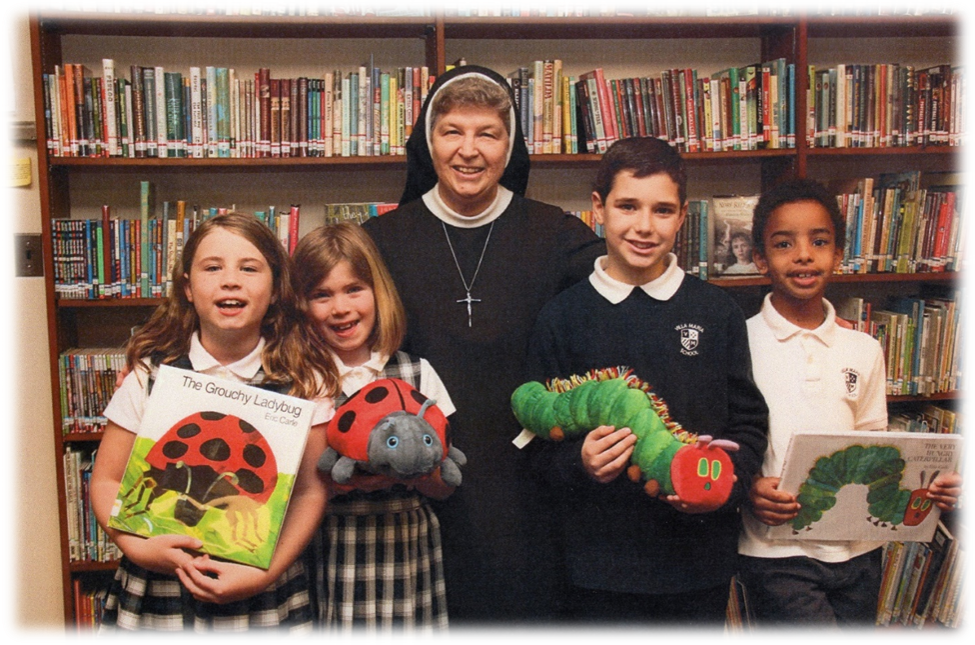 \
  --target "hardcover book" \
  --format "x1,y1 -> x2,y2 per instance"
767,431 -> 963,543
710,194 -> 760,276
108,365 -> 315,569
